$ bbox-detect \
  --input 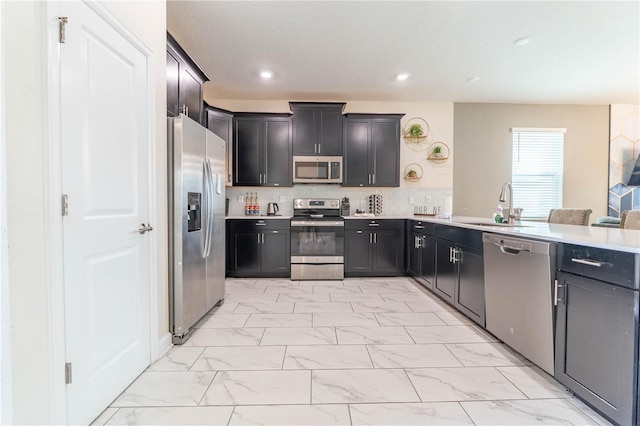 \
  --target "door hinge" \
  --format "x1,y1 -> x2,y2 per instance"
62,194 -> 69,216
58,17 -> 68,44
65,362 -> 72,384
